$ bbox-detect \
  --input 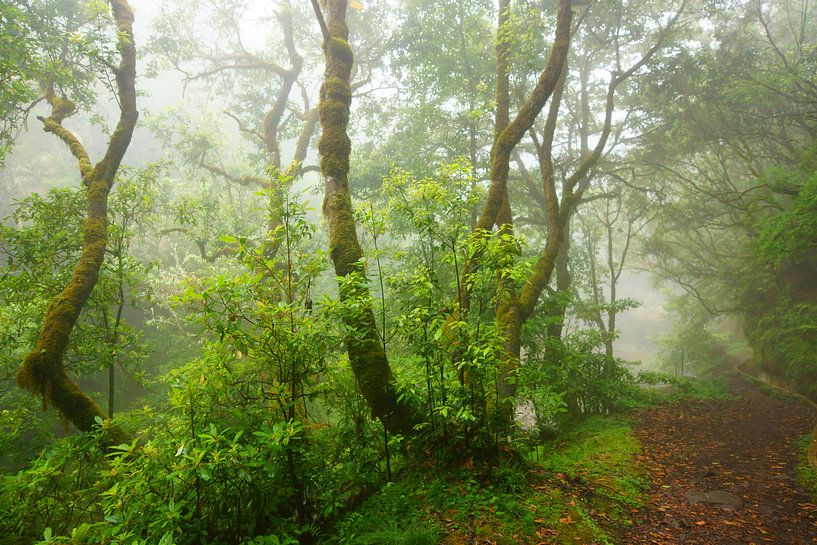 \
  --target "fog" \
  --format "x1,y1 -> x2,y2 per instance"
1,1 -> 814,541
